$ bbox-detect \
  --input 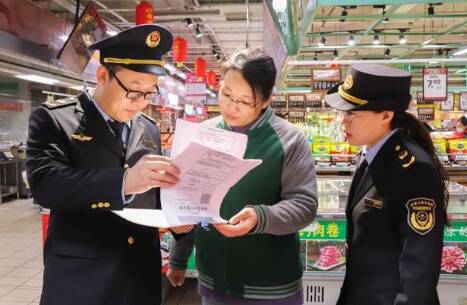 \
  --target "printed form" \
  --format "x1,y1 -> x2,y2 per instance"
113,119 -> 261,227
